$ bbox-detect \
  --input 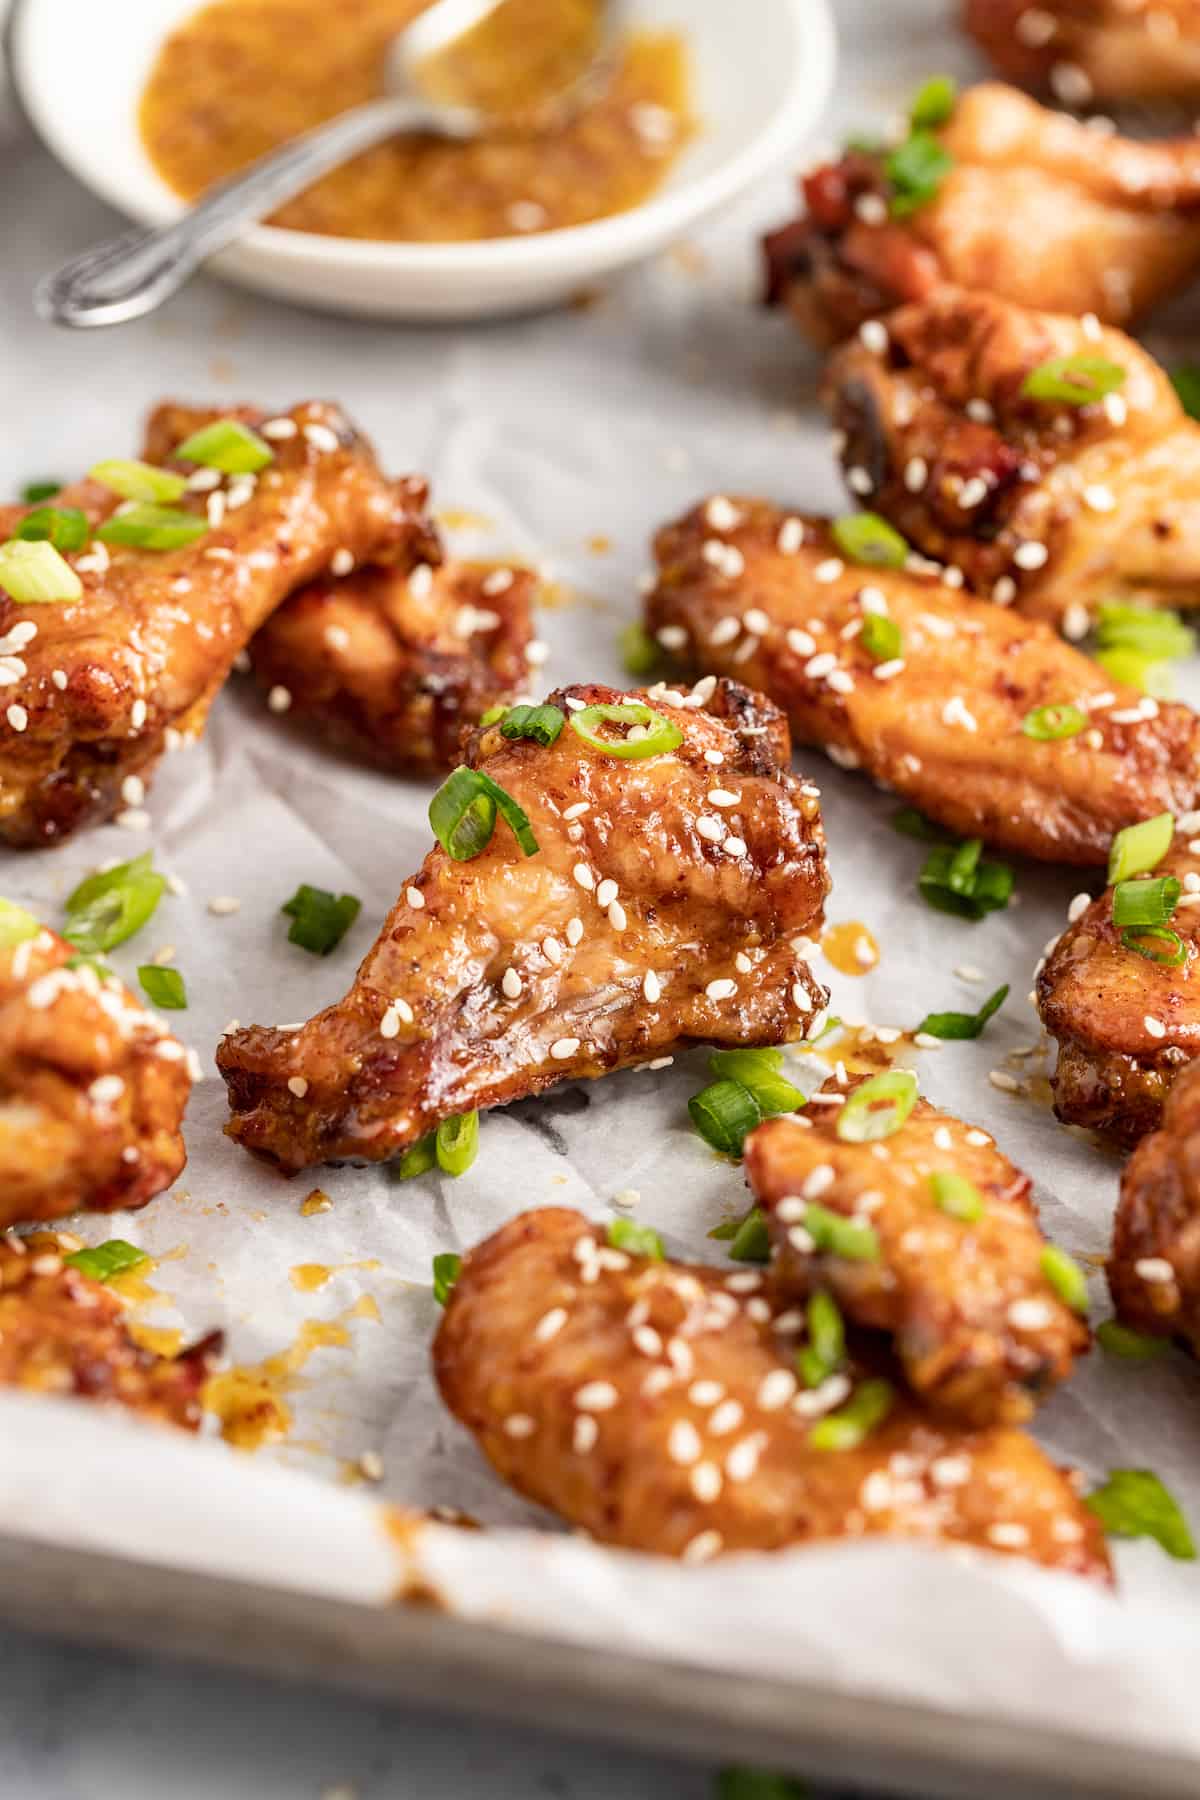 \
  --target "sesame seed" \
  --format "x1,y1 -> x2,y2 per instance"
379,1007 -> 401,1040
725,1435 -> 765,1484
756,1368 -> 797,1411
743,608 -> 771,637
288,1076 -> 309,1098
330,547 -> 354,577
303,421 -> 340,453
854,193 -> 887,226
669,1420 -> 702,1465
705,978 -> 737,1001
6,704 -> 27,732
550,1037 -> 580,1060
992,577 -> 1017,605
573,864 -> 595,891
987,1522 -> 1031,1549
988,1069 -> 1022,1093
262,417 -> 298,440
681,1529 -> 724,1563
913,1032 -> 943,1050
1012,541 -> 1049,572
503,1414 -> 536,1439
705,495 -> 741,531
565,916 -> 584,947
572,1415 -> 598,1453
778,517 -> 805,554
1144,1015 -> 1167,1039
207,896 -> 240,916
535,1308 -> 568,1343
632,1325 -> 663,1358
859,319 -> 889,354
814,559 -> 844,584
1063,604 -> 1090,642
1067,893 -> 1091,922
805,652 -> 838,679
501,968 -> 523,1000
1008,1298 -> 1053,1330
88,1074 -> 125,1105
930,1454 -> 971,1489
267,685 -> 292,714
575,1380 -> 618,1412
965,1129 -> 990,1147
1135,1257 -> 1174,1284
690,1462 -> 722,1503
656,625 -> 688,651
958,476 -> 989,509
689,1380 -> 724,1407
51,669 -> 68,691
596,878 -> 619,909
643,970 -> 661,1003
696,817 -> 725,843
542,936 -> 563,966
787,629 -> 816,657
873,659 -> 905,681
847,467 -> 873,497
1083,484 -> 1115,514
1103,393 -> 1127,427
708,1399 -> 744,1437
120,775 -> 145,806
707,789 -> 739,808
